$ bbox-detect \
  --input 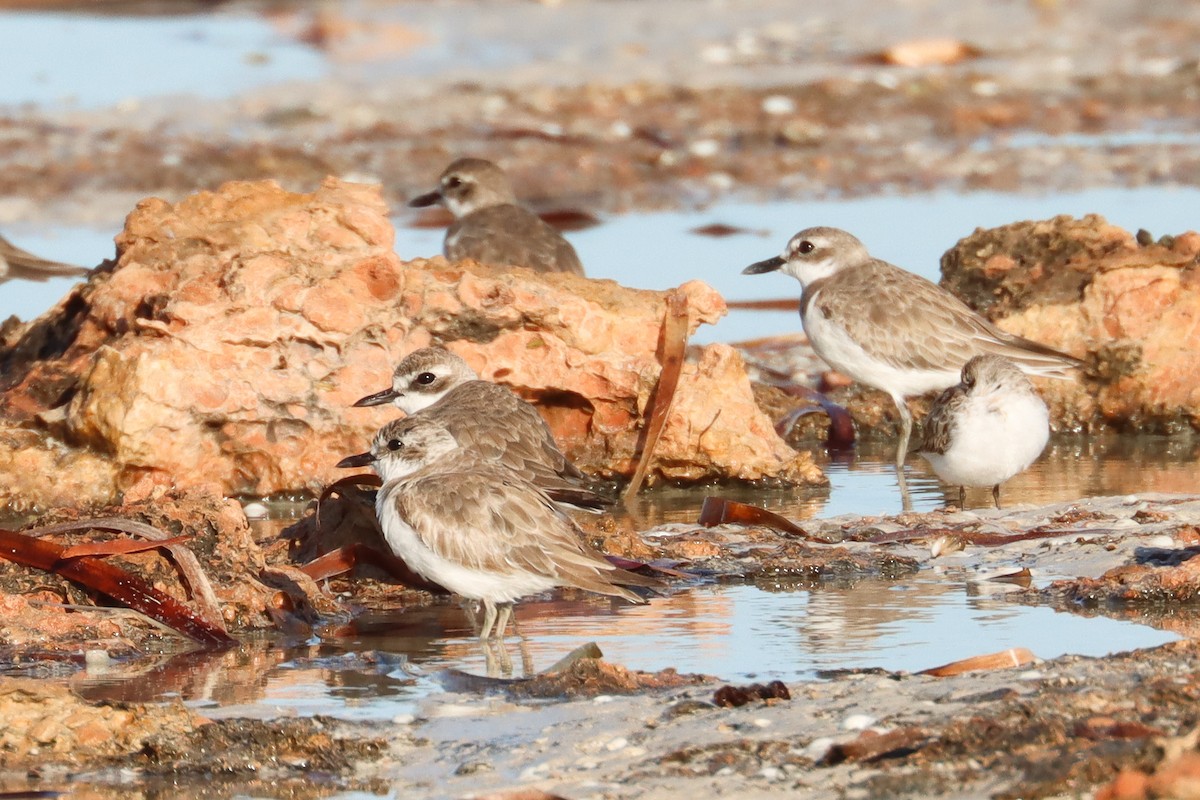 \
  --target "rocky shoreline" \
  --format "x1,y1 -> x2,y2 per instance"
0,1 -> 1199,797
